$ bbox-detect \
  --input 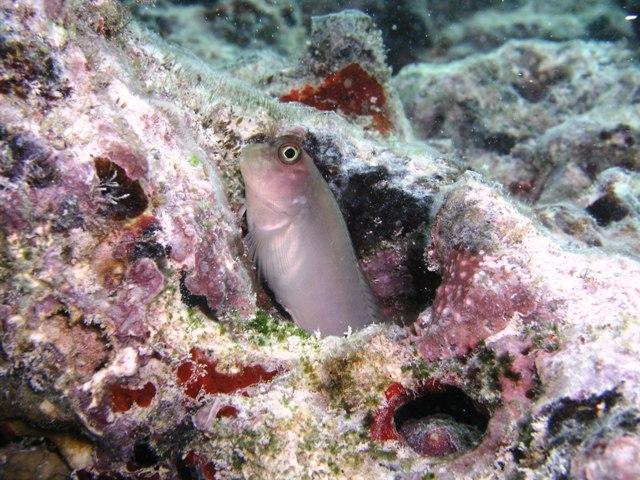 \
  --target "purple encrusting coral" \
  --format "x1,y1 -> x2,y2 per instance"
1,0 -> 640,479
